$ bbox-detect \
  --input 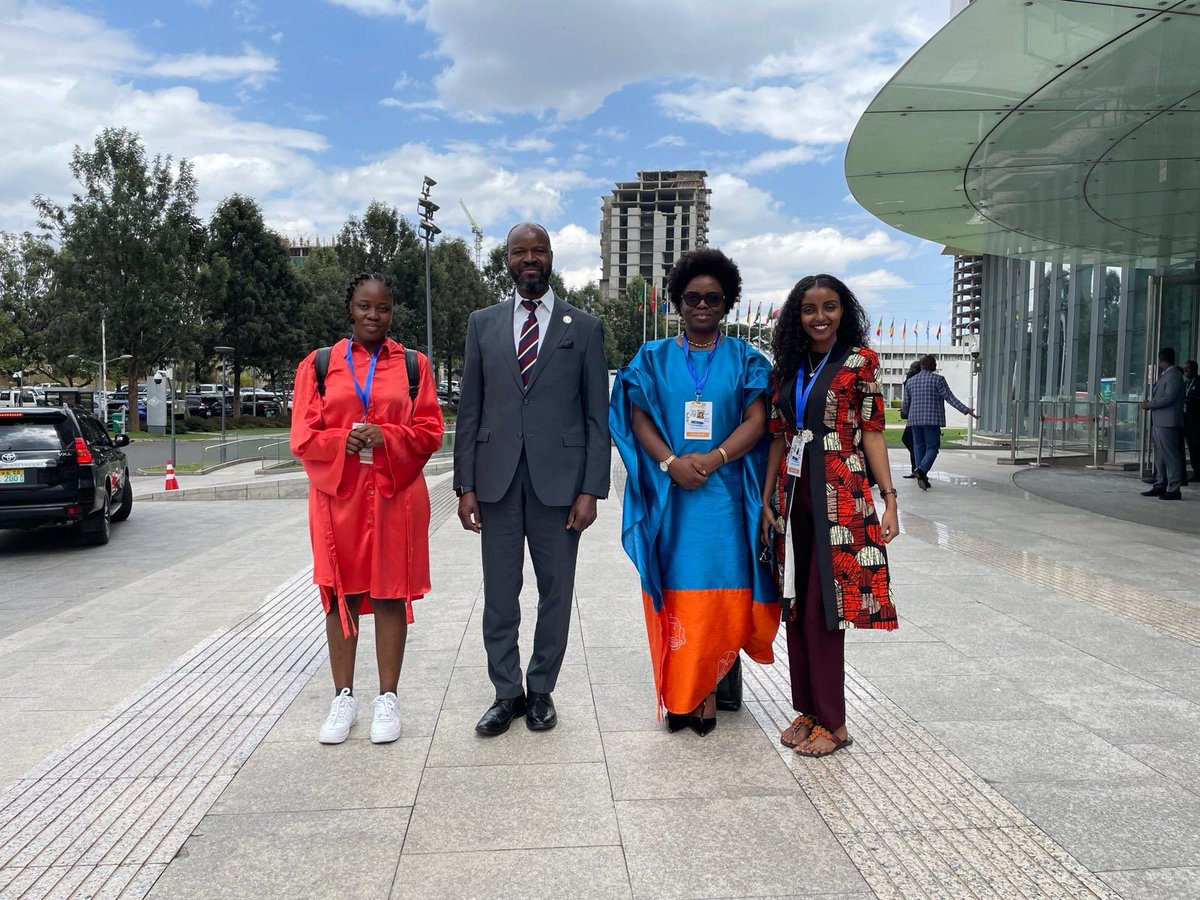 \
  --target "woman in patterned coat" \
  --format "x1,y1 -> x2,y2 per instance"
760,274 -> 900,757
